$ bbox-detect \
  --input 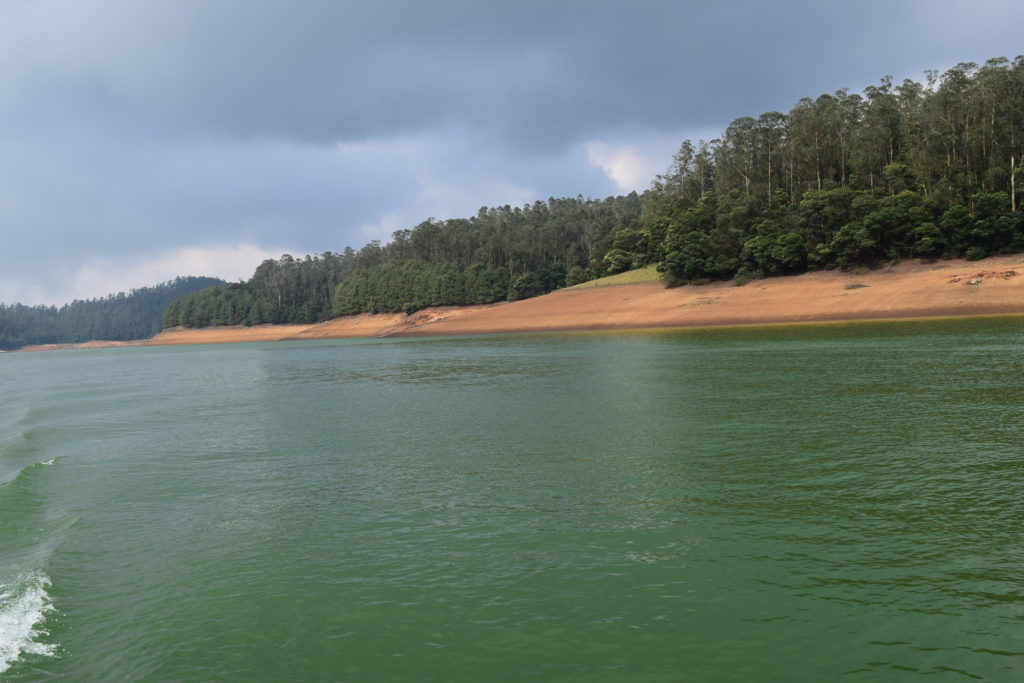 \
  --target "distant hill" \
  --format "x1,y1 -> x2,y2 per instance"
0,276 -> 226,350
